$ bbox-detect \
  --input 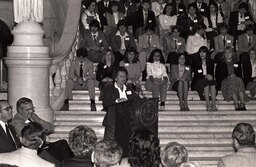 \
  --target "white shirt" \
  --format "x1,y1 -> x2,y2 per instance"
116,31 -> 129,50
81,10 -> 100,29
210,14 -> 217,28
0,120 -> 6,133
91,32 -> 99,41
151,2 -> 166,16
114,82 -> 127,101
250,59 -> 256,78
159,14 -> 177,30
186,33 -> 208,55
147,62 -> 168,79
202,63 -> 207,75
113,12 -> 119,25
